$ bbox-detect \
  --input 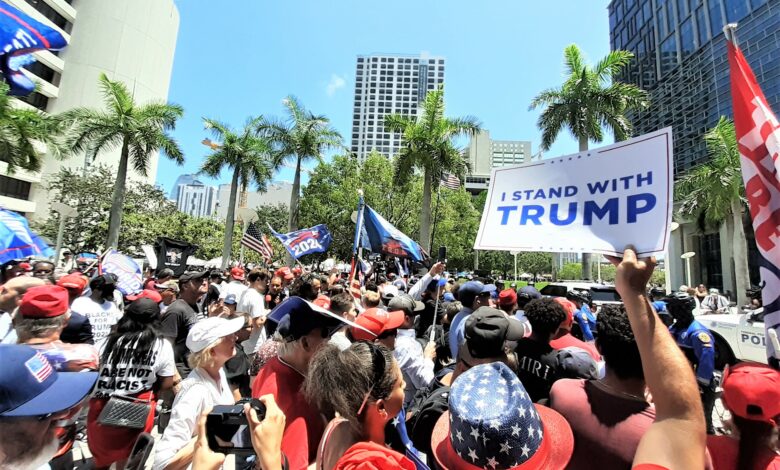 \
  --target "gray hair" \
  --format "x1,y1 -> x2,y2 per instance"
14,314 -> 68,341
